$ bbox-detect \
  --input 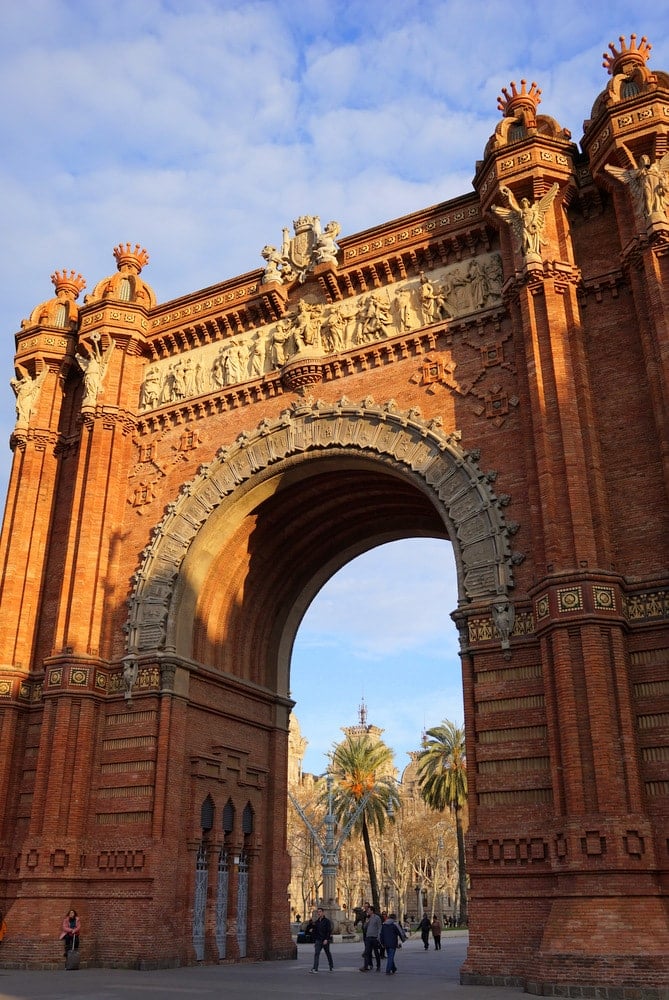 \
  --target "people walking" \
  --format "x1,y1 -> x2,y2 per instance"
419,912 -> 431,950
431,914 -> 442,949
380,912 -> 406,975
359,904 -> 382,971
306,907 -> 334,973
